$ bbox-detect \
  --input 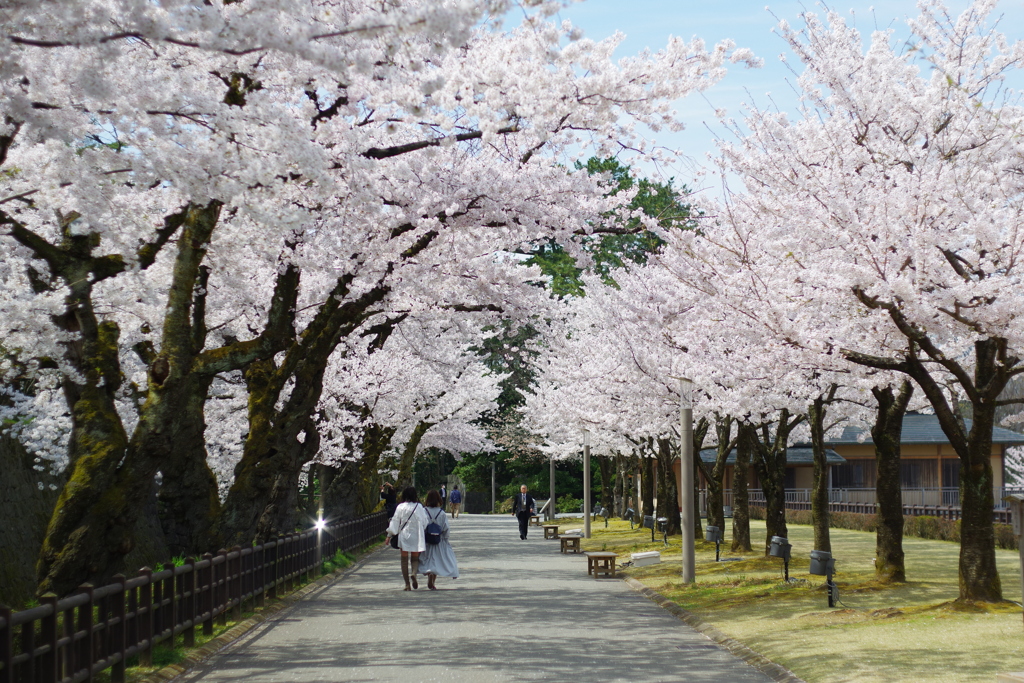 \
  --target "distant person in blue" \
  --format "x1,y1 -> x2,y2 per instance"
419,489 -> 459,589
448,485 -> 462,519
